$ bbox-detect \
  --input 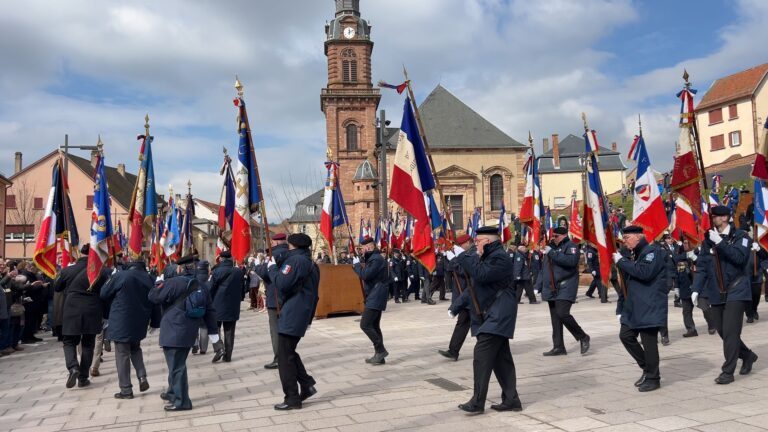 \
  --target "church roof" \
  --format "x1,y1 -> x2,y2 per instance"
537,134 -> 626,173
353,159 -> 377,180
383,85 -> 525,150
